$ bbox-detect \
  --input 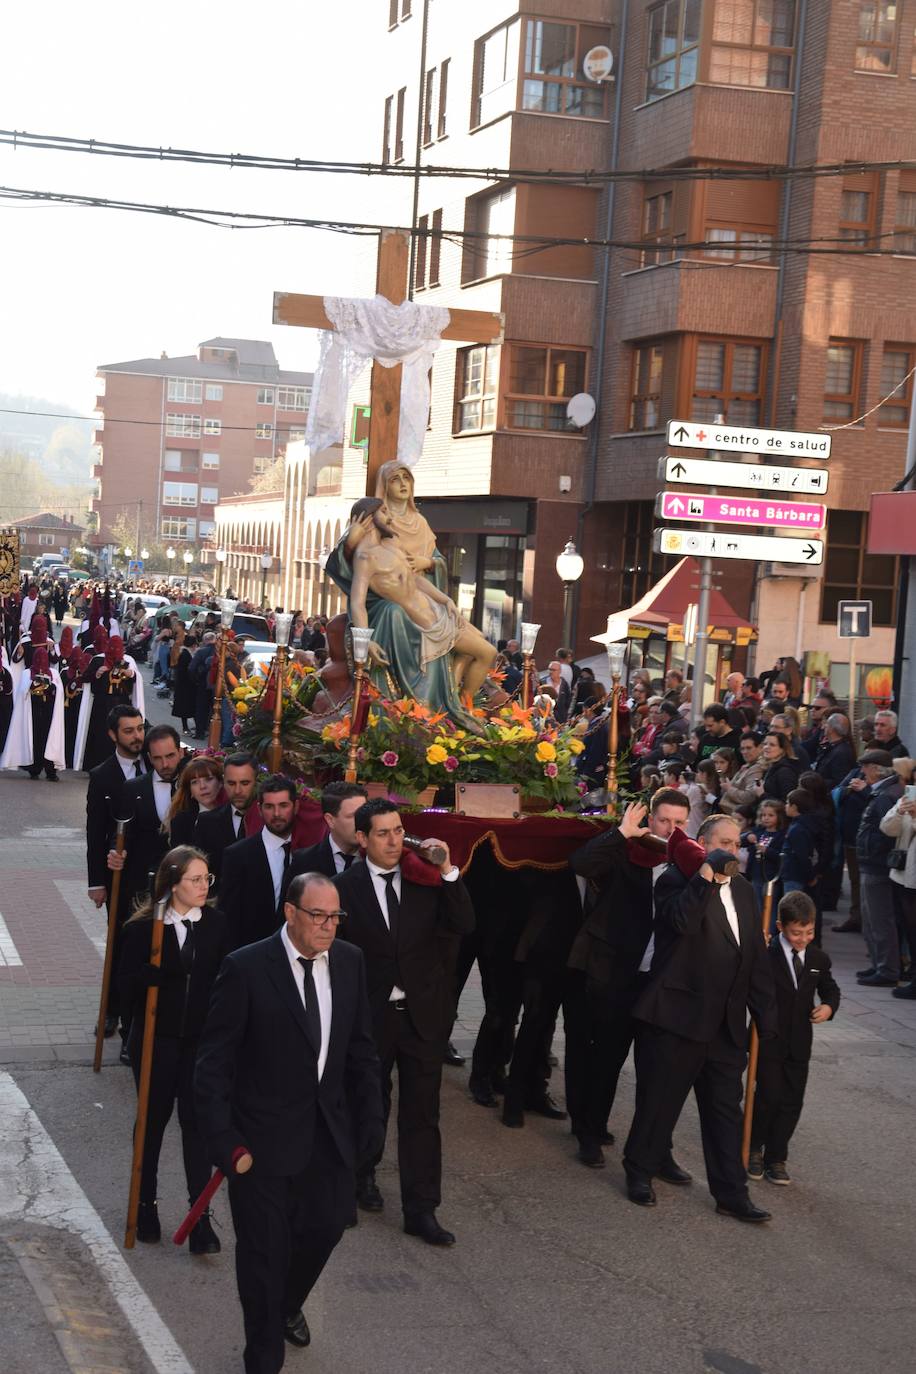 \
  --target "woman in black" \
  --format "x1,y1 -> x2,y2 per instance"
165,754 -> 225,847
758,731 -> 804,803
170,629 -> 198,734
118,845 -> 231,1252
